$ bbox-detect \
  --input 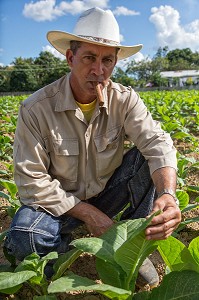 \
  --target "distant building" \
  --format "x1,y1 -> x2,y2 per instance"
160,70 -> 199,87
